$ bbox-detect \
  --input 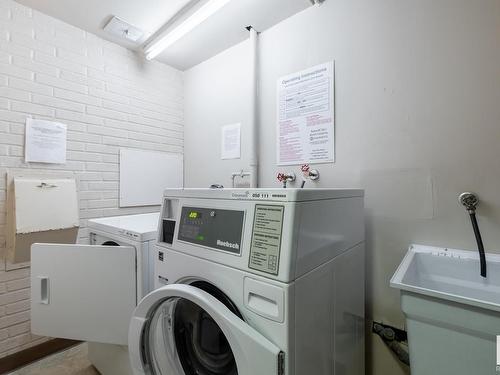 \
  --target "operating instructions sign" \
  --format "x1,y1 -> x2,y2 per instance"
249,205 -> 284,275
277,61 -> 335,165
